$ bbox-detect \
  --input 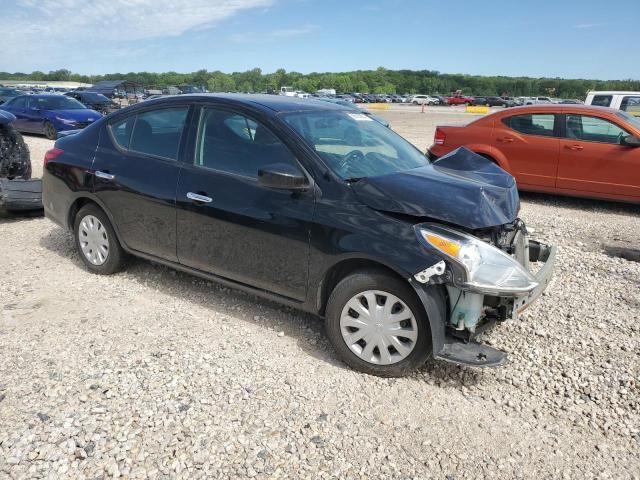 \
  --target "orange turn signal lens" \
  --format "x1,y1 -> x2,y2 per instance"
424,233 -> 461,257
